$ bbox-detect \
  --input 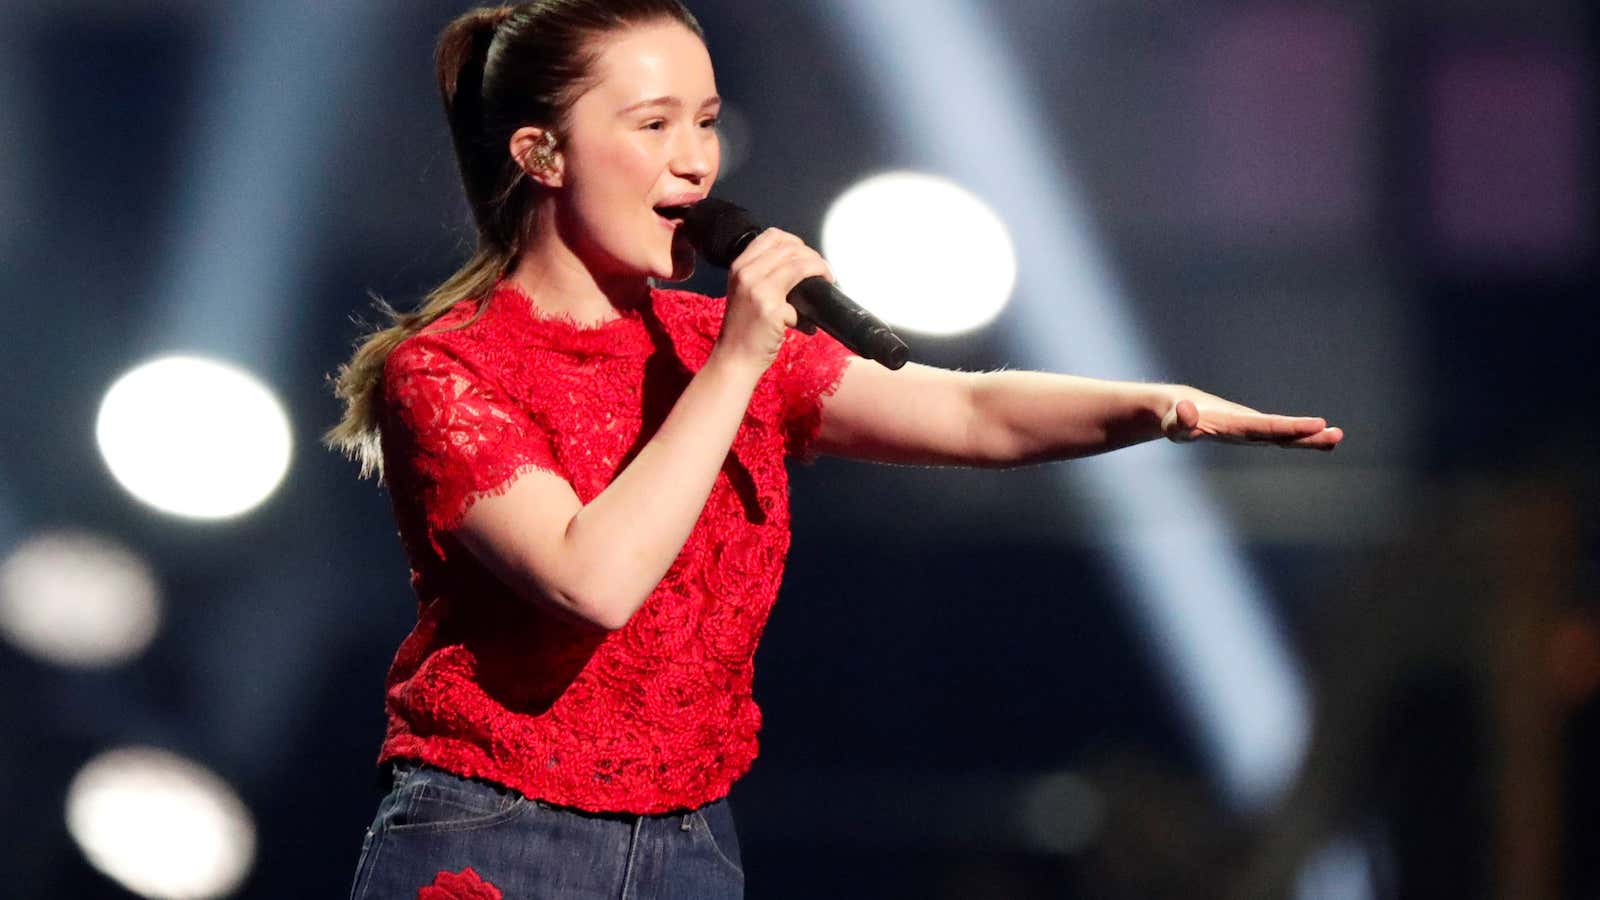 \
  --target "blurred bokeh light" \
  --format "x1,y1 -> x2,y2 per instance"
65,747 -> 256,900
0,530 -> 160,668
95,356 -> 292,520
821,171 -> 1015,335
